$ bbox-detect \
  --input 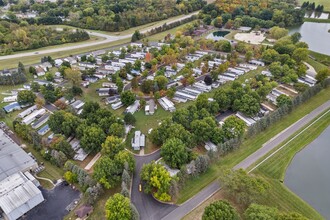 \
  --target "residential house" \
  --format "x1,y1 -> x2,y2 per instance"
125,100 -> 140,114
22,109 -> 46,125
158,97 -> 175,112
3,96 -> 17,103
37,124 -> 50,136
145,99 -> 156,115
3,102 -> 21,113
